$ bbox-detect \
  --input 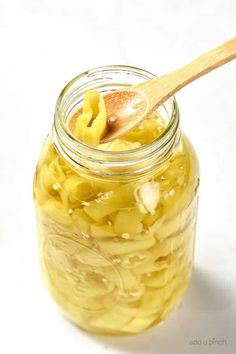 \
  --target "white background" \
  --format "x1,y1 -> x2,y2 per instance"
0,1 -> 235,353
